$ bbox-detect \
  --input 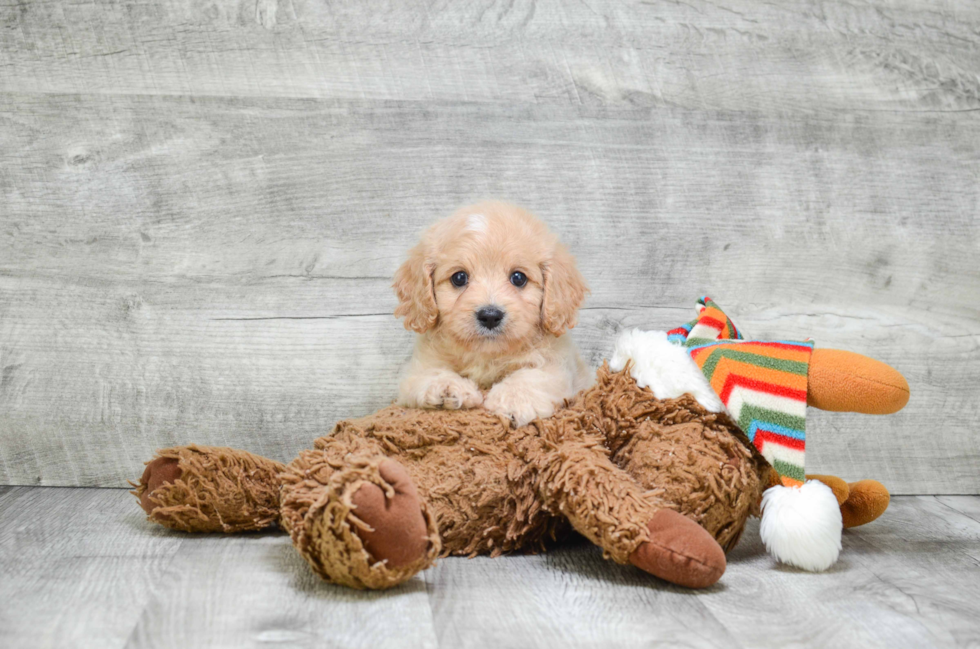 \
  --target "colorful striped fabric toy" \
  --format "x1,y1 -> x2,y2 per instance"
668,297 -> 814,488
